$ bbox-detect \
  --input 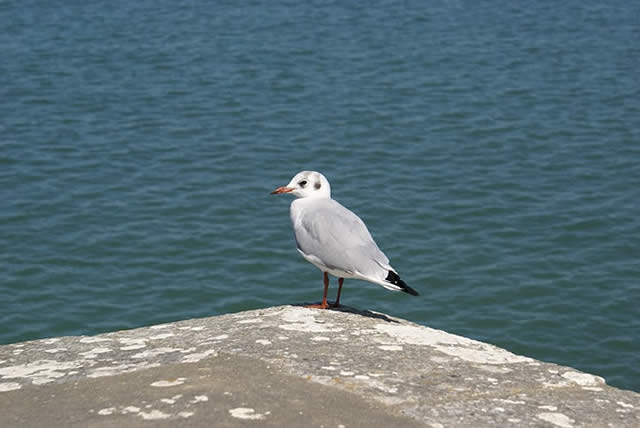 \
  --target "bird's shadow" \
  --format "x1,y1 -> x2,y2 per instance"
292,302 -> 400,323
